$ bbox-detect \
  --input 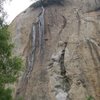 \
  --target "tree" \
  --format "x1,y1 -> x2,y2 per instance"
0,1 -> 22,100
0,21 -> 22,100
0,0 -> 9,25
